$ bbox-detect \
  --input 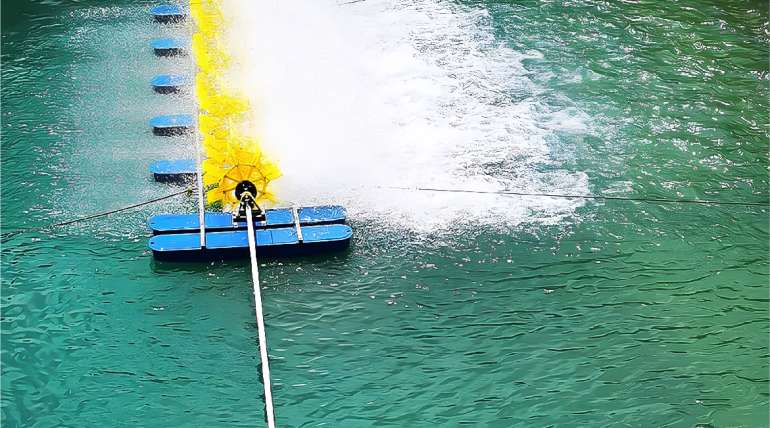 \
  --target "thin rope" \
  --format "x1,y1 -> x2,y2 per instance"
245,204 -> 277,428
384,186 -> 769,207
1,187 -> 193,238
